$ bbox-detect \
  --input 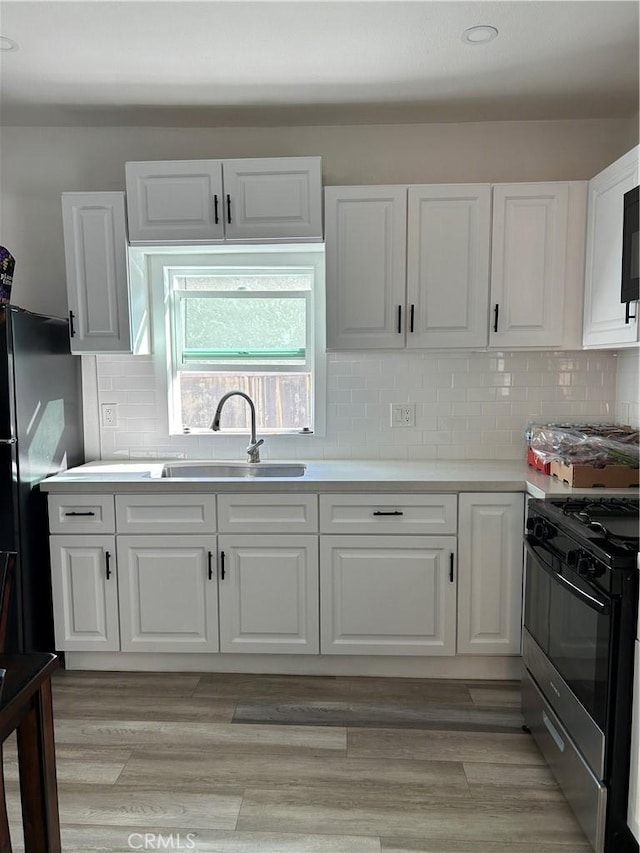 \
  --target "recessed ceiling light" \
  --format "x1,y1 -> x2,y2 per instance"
462,25 -> 499,45
0,36 -> 19,52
